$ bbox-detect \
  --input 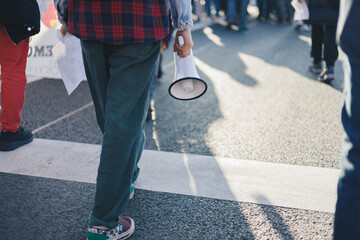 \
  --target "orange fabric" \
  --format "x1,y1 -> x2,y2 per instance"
0,25 -> 29,132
